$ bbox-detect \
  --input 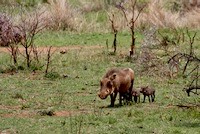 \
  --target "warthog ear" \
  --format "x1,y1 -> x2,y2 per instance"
110,73 -> 117,81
